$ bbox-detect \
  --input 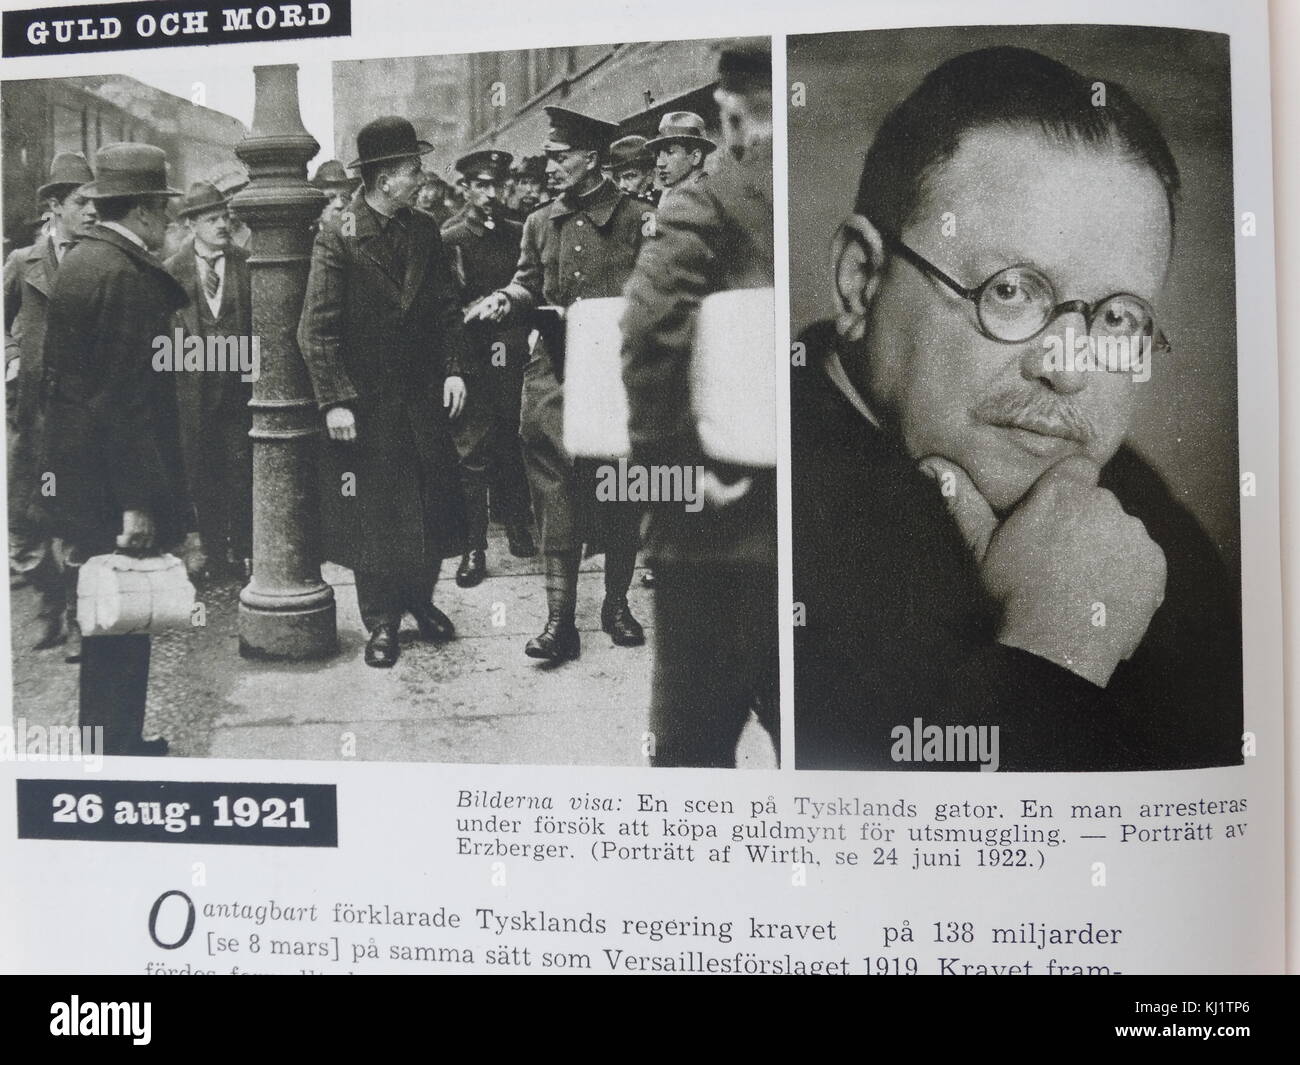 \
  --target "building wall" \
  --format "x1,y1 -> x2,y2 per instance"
333,38 -> 724,182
